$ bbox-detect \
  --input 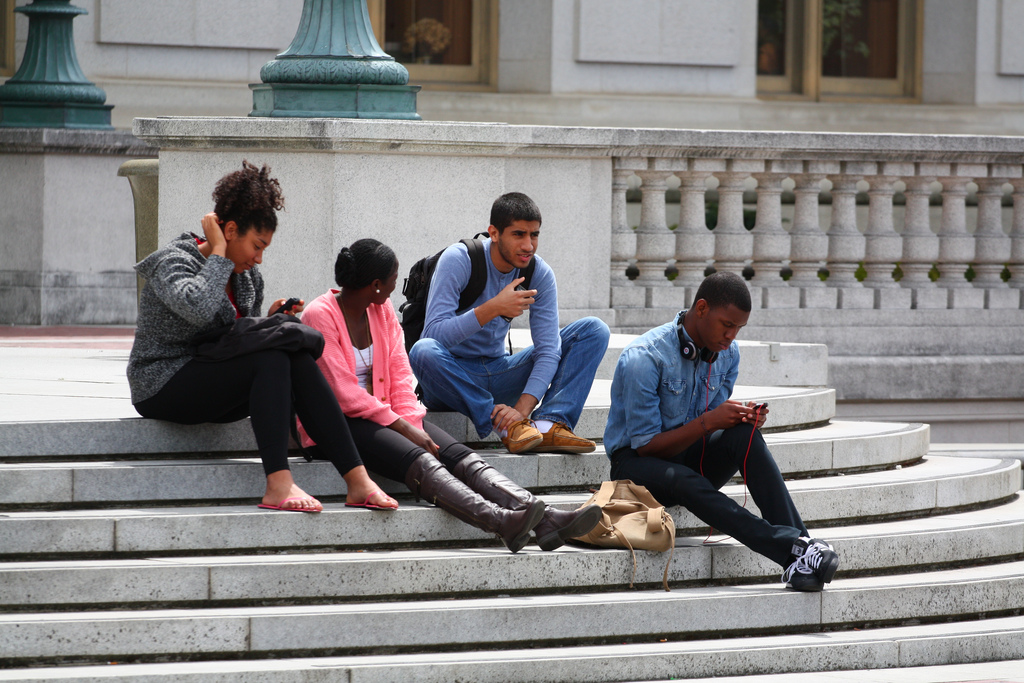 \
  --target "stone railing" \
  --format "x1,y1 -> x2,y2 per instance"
610,141 -> 1024,311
